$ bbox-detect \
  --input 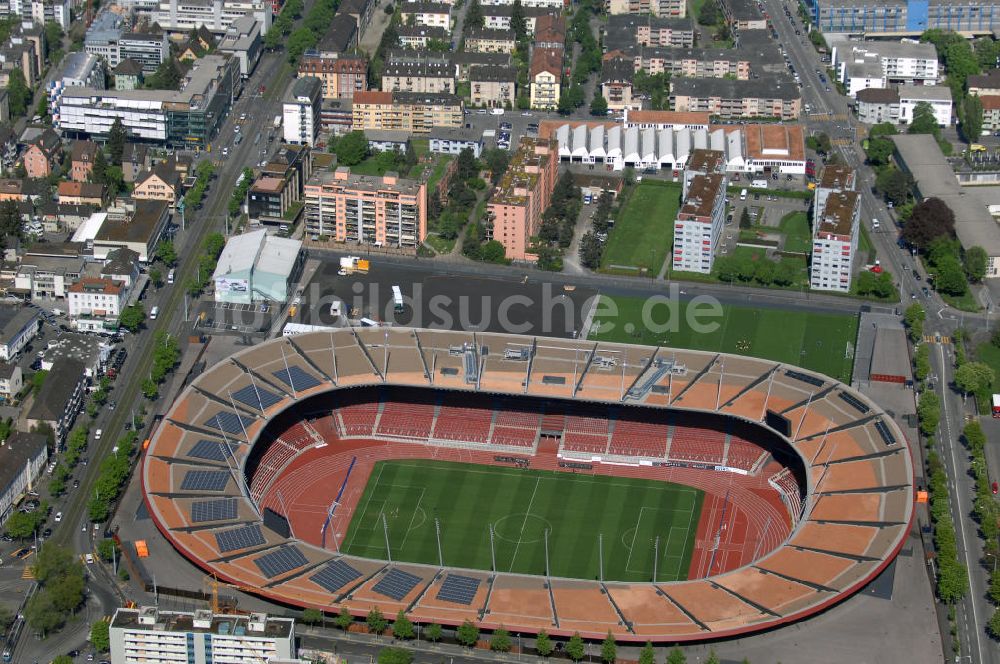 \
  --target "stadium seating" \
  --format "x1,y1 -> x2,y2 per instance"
434,402 -> 493,443
377,400 -> 436,440
724,436 -> 769,473
608,417 -> 669,458
338,402 -> 379,437
769,468 -> 803,520
668,426 -> 726,464
280,422 -> 316,450
490,425 -> 538,448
